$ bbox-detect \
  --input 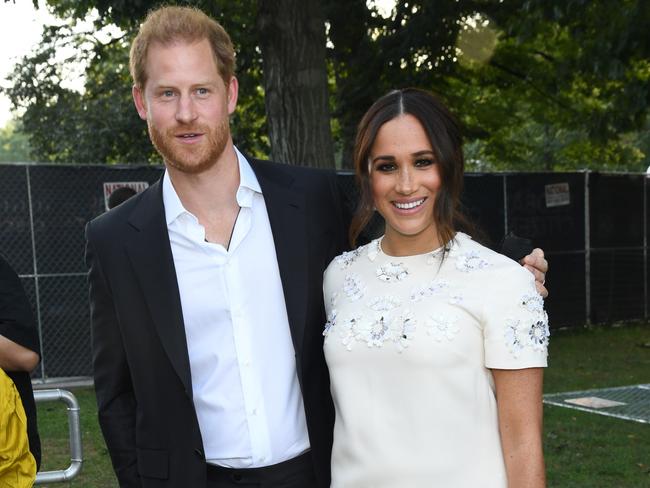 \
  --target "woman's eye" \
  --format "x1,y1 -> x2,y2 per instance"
415,158 -> 434,167
376,163 -> 396,172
